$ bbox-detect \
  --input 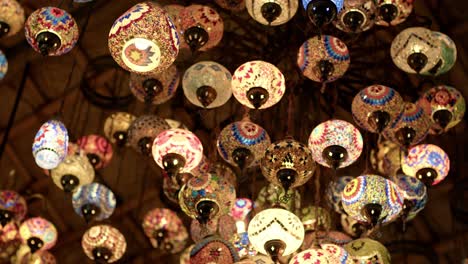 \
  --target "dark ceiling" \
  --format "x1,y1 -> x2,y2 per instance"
0,0 -> 468,263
